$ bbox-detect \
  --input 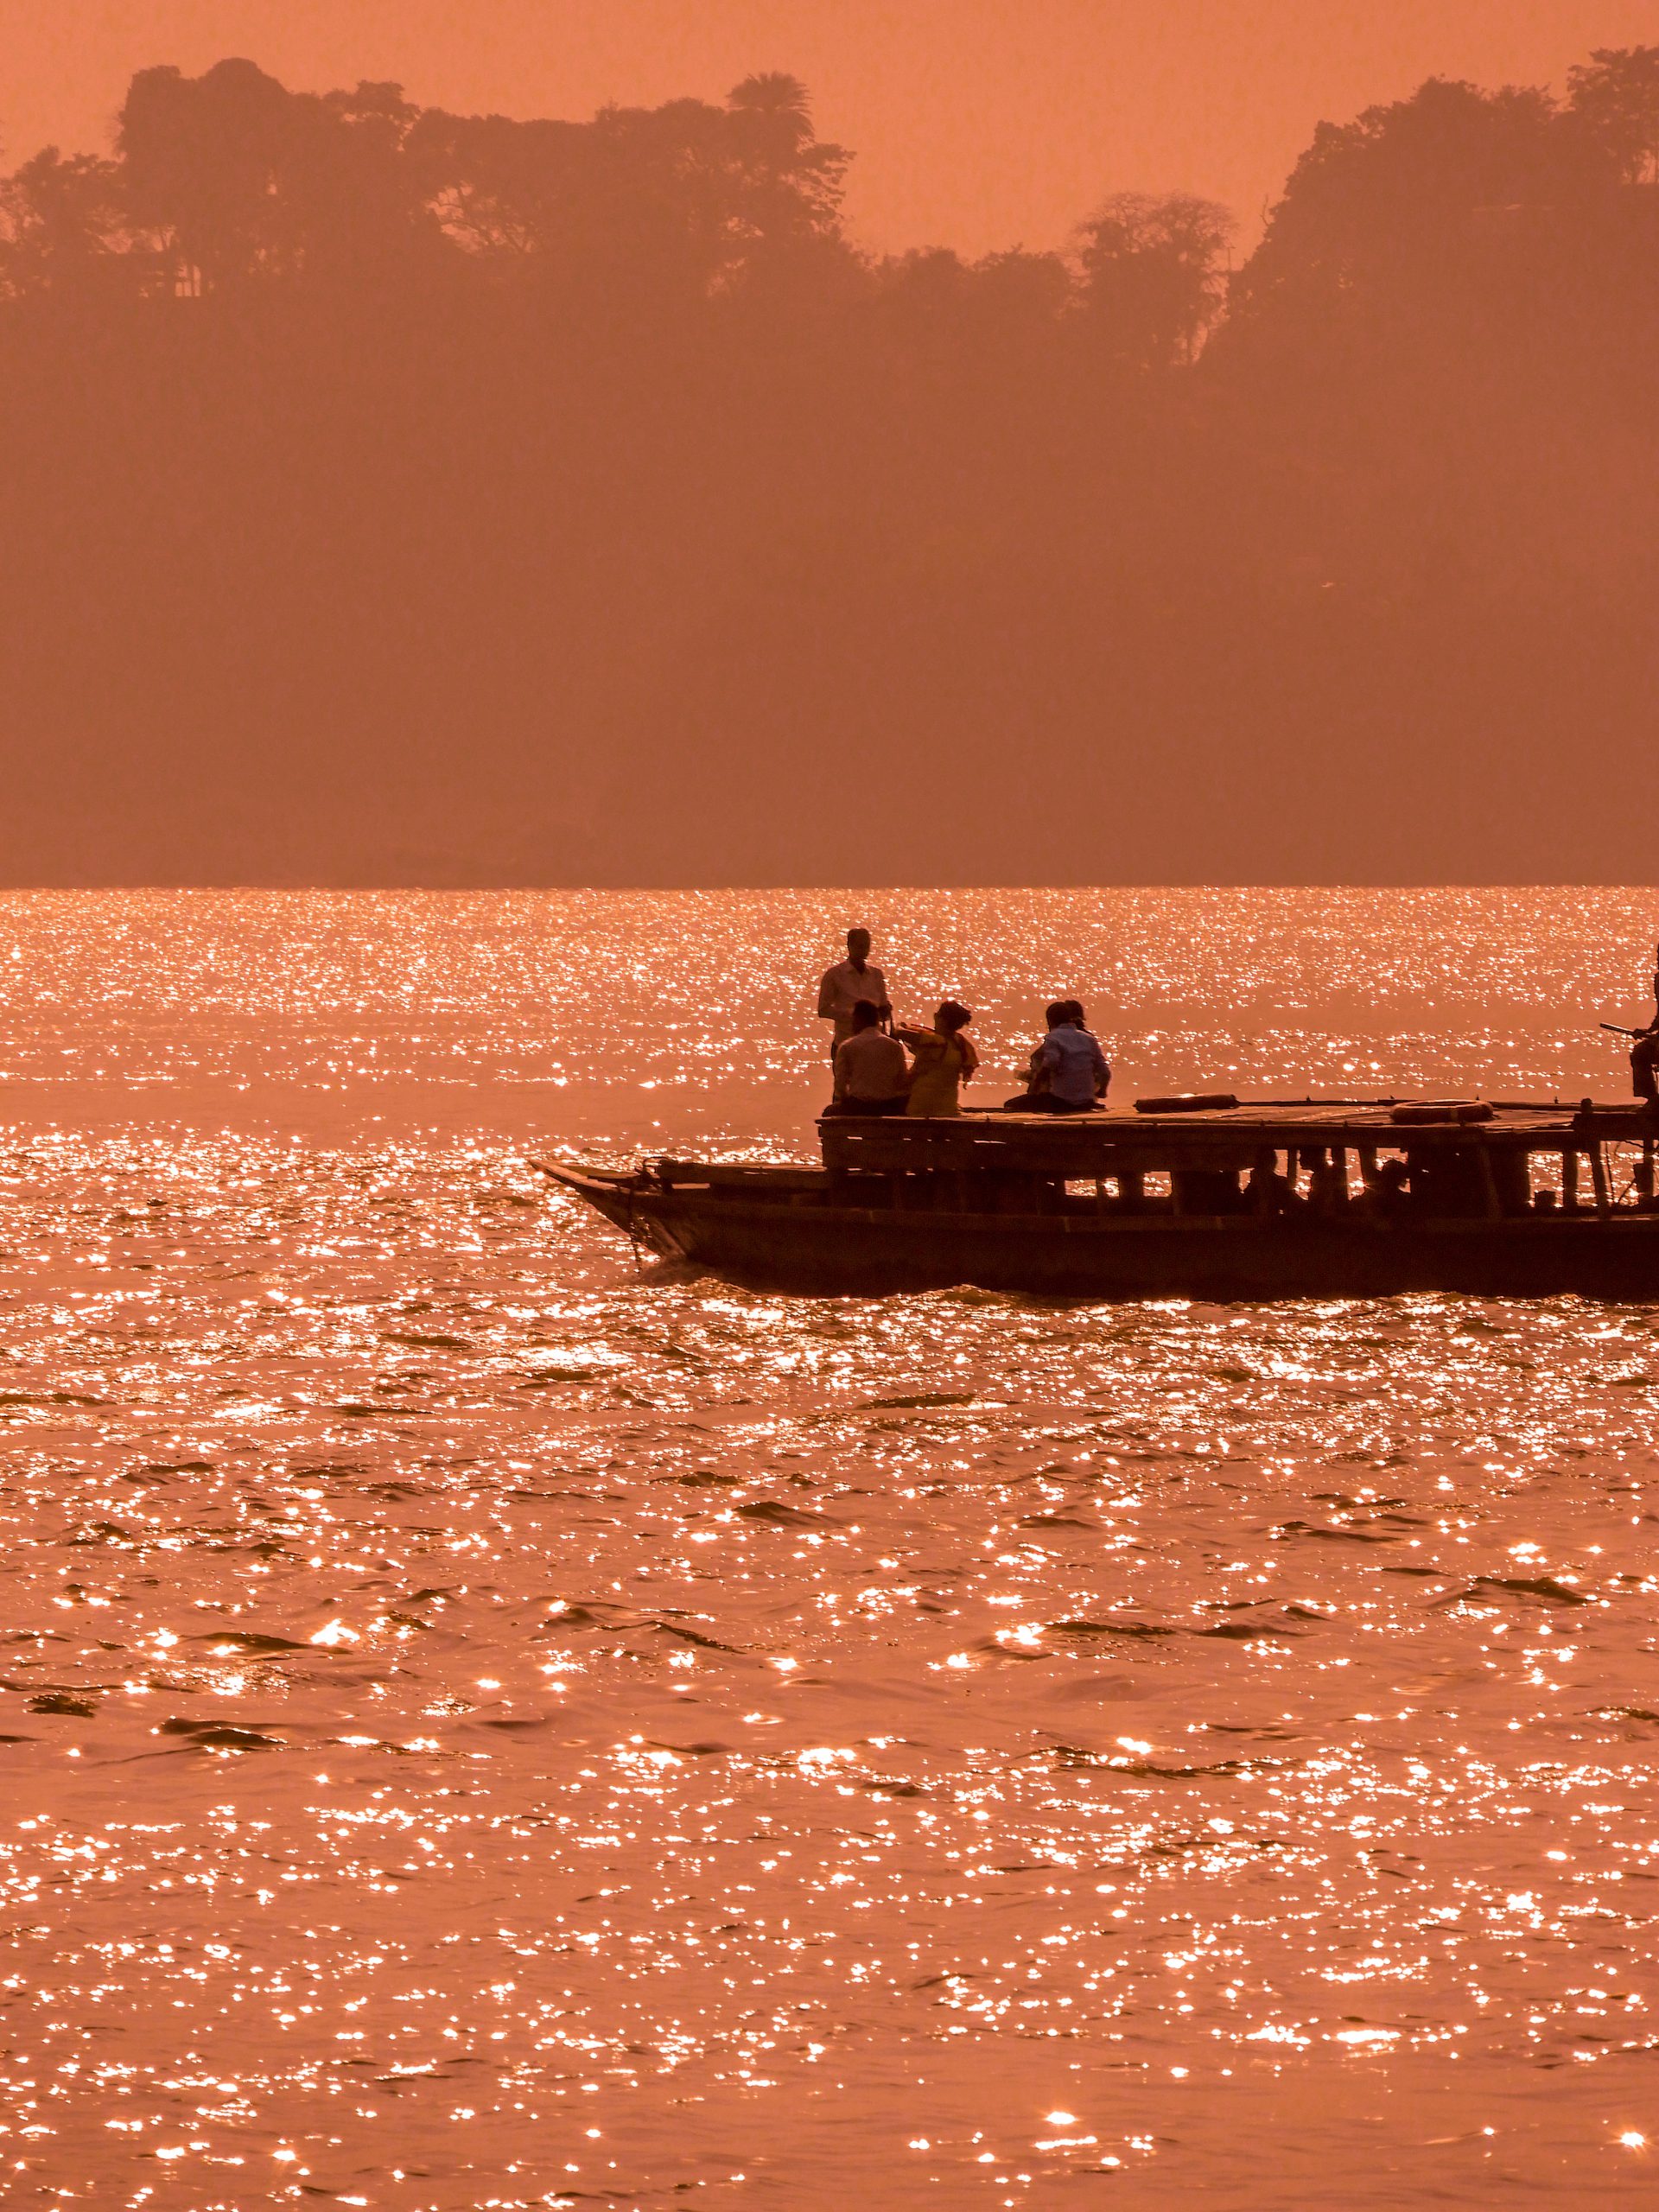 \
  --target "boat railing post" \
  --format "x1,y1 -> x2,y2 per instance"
1590,1144 -> 1612,1219
1473,1141 -> 1503,1221
1573,1099 -> 1612,1220
1561,1147 -> 1581,1212
1250,1149 -> 1276,1217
